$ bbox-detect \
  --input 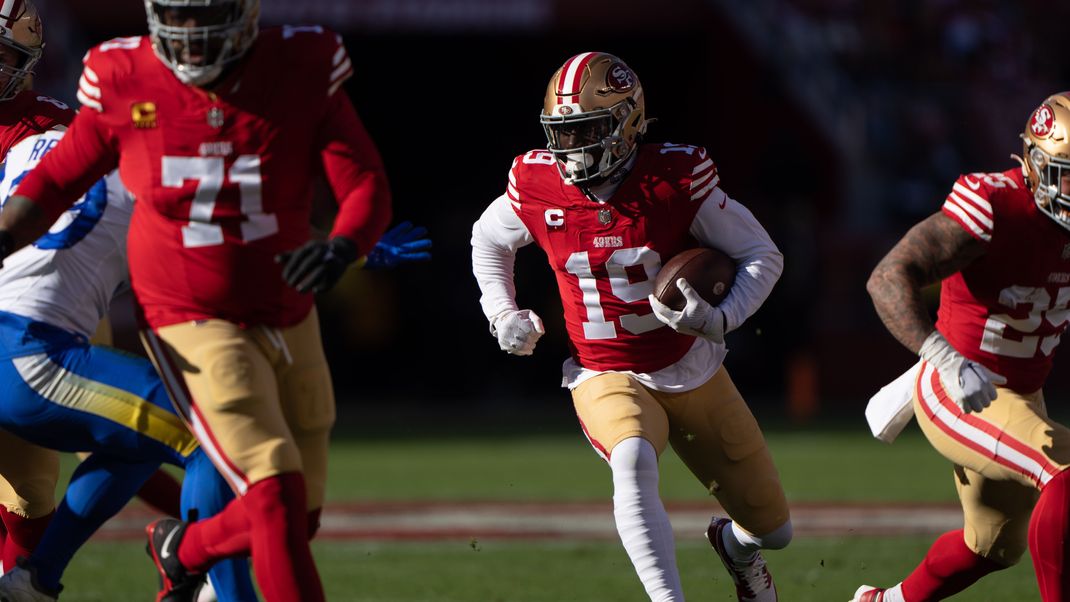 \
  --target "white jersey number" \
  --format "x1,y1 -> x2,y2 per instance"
162,155 -> 278,248
979,285 -> 1070,358
564,246 -> 663,340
